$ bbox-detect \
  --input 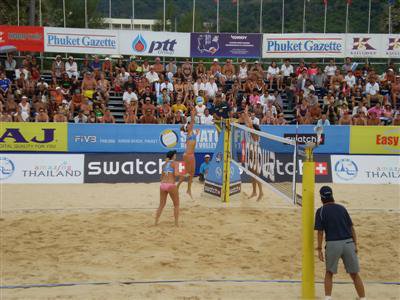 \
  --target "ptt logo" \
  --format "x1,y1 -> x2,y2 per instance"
132,34 -> 177,54
388,38 -> 400,51
0,128 -> 55,143
334,158 -> 358,181
352,38 -> 375,50
0,157 -> 15,180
